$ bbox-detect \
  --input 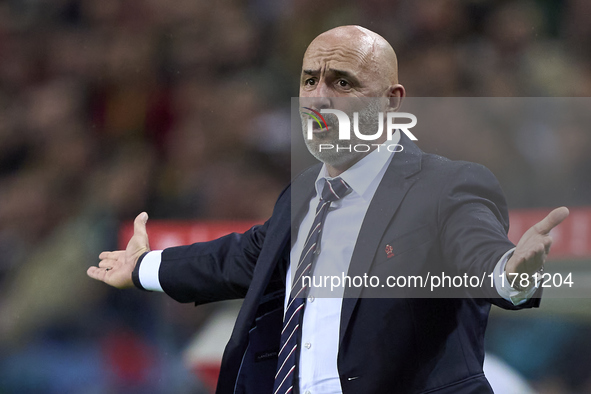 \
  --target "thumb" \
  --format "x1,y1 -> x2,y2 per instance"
534,206 -> 569,235
134,212 -> 149,236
